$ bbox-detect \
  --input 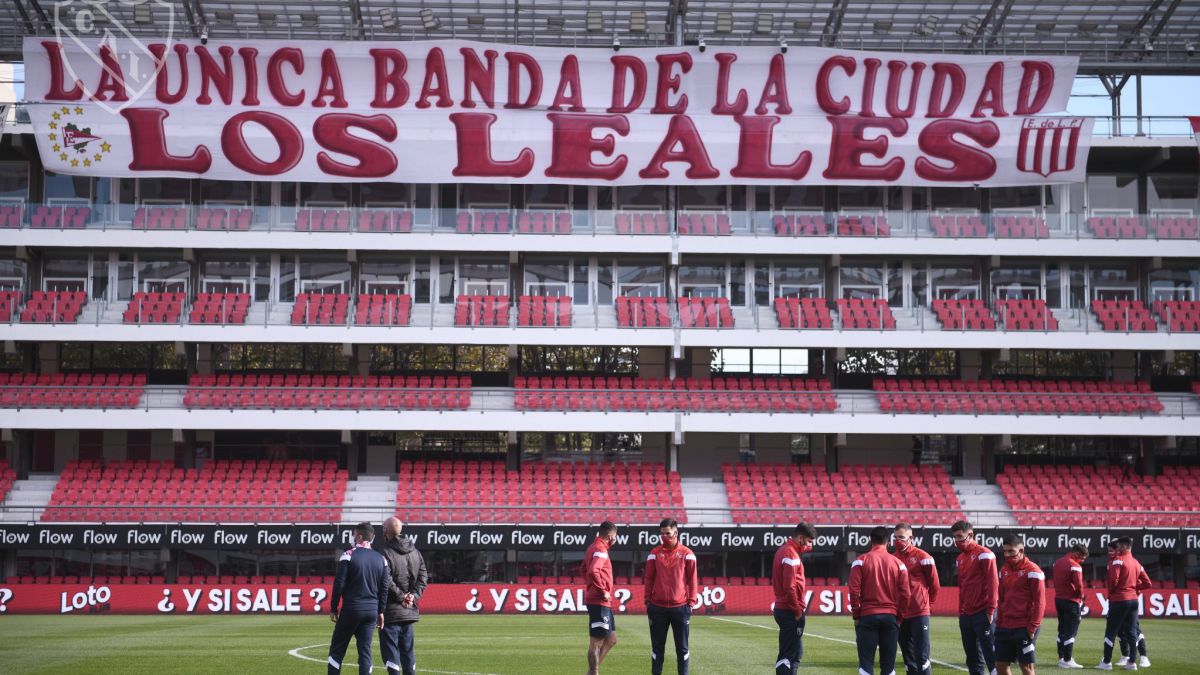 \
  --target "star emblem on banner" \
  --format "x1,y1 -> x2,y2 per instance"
46,106 -> 111,169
